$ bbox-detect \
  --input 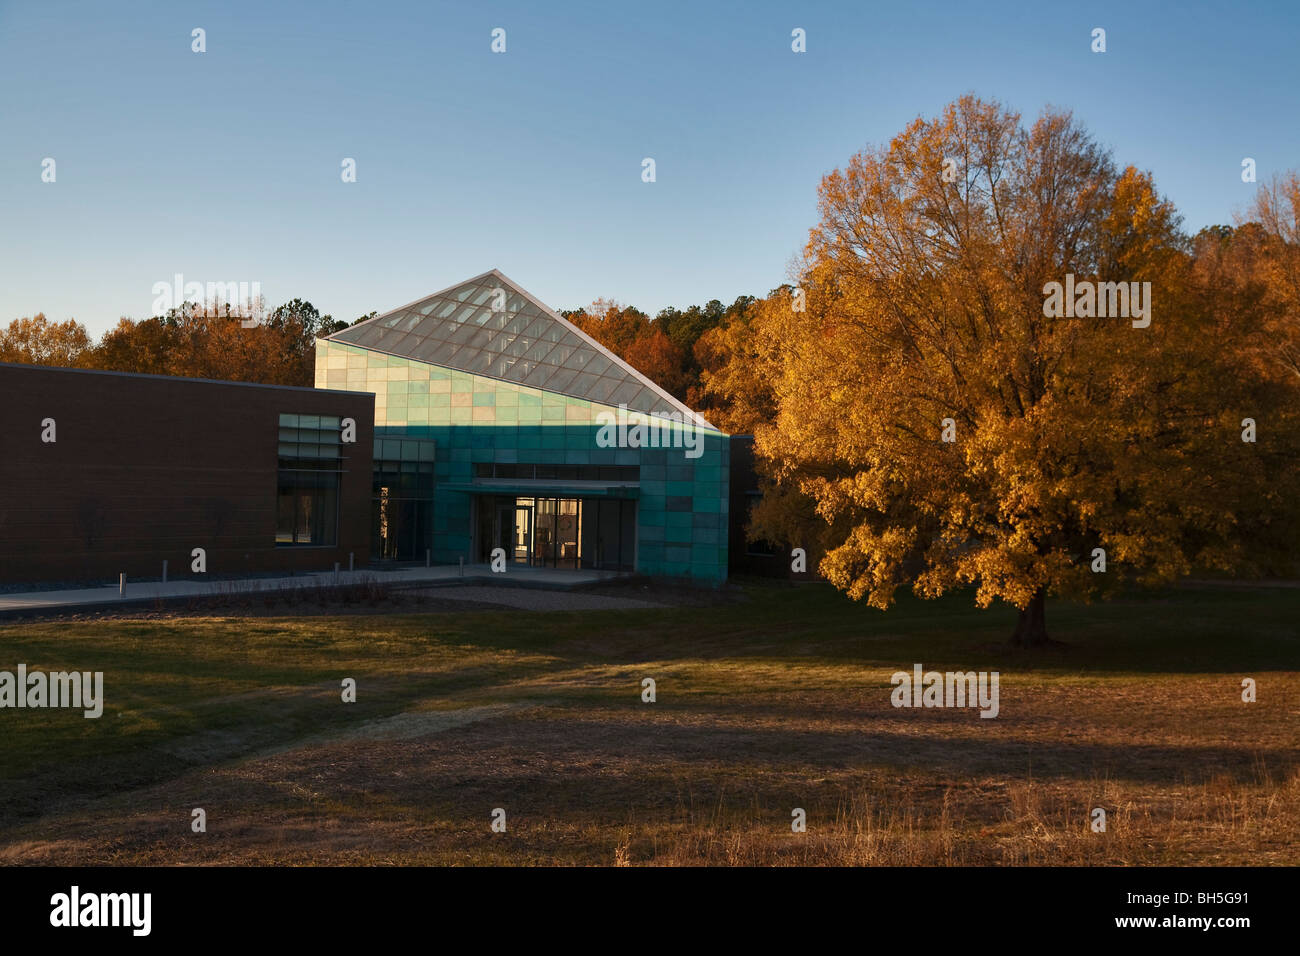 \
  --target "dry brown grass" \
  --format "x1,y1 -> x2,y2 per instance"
6,686 -> 1296,866
643,768 -> 1300,866
2,582 -> 1297,865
